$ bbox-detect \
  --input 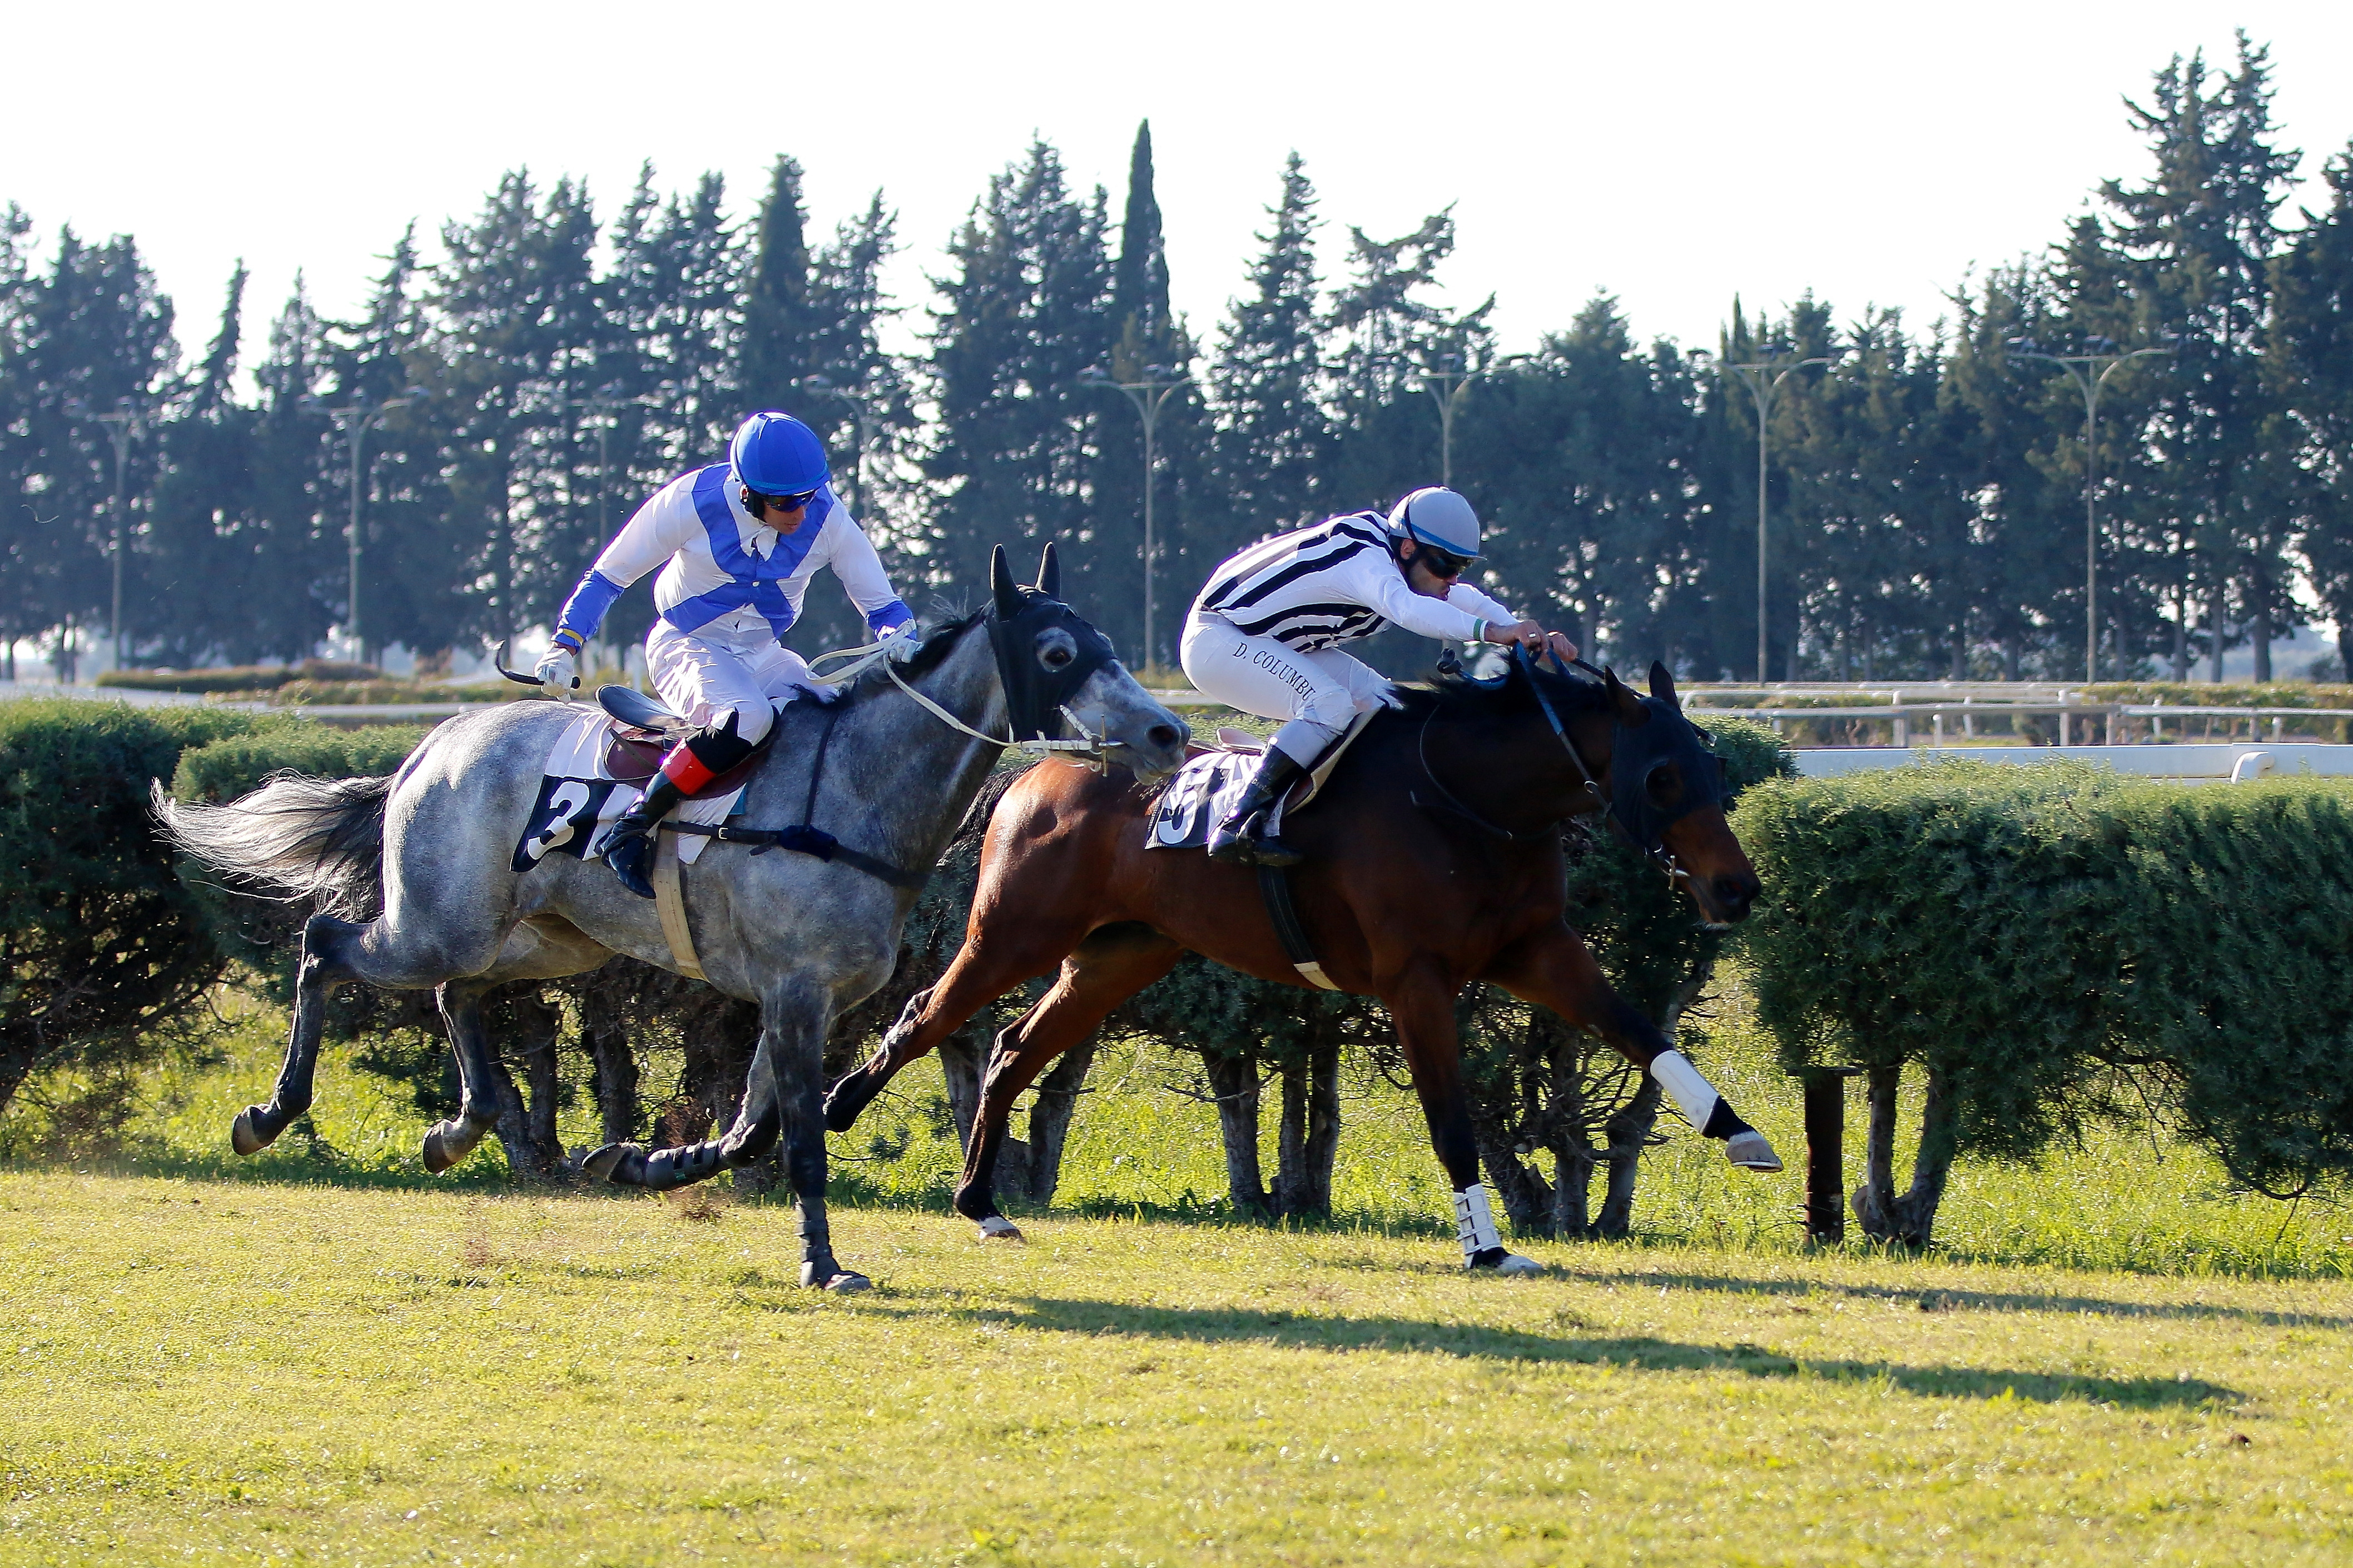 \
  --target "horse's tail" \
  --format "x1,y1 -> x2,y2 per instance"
151,770 -> 396,920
